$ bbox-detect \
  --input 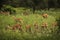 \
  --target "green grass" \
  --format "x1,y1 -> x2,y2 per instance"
0,8 -> 60,40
